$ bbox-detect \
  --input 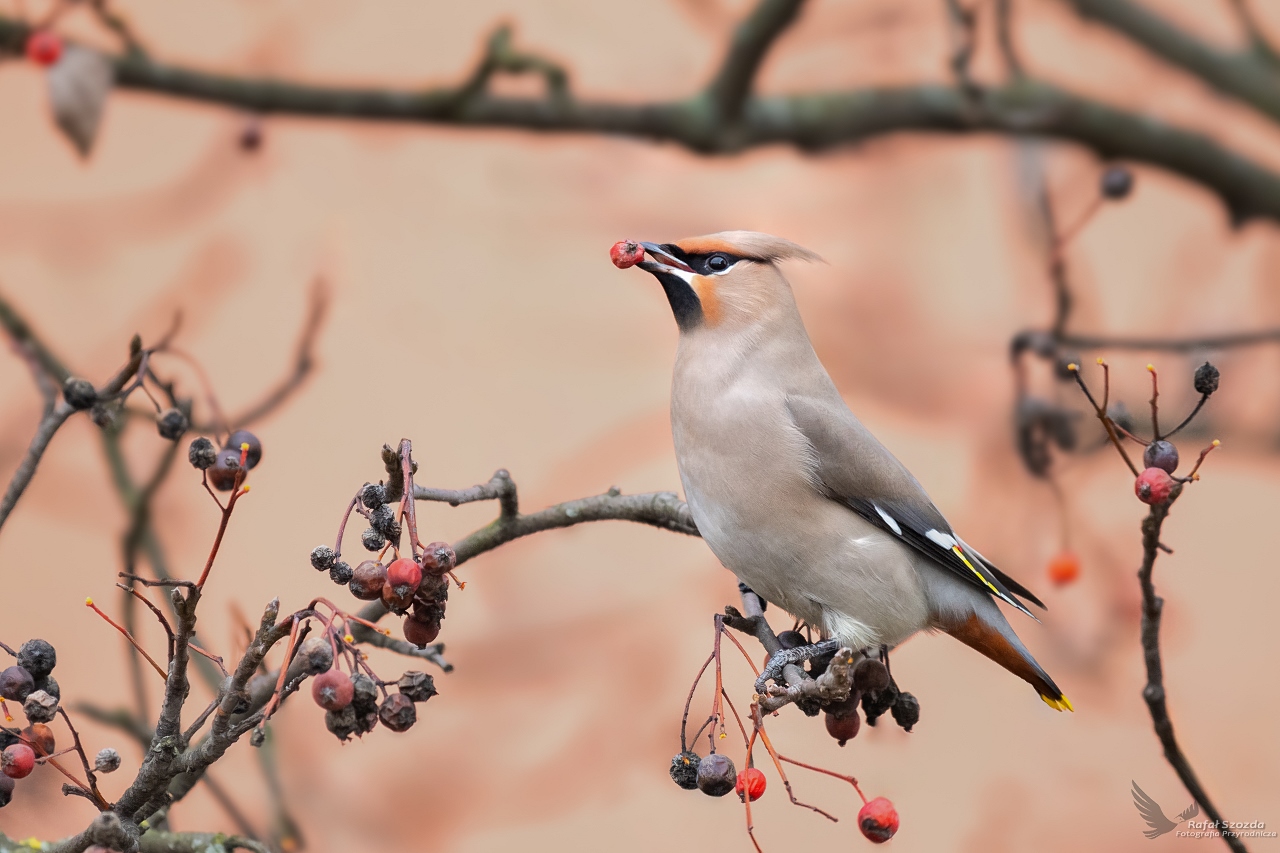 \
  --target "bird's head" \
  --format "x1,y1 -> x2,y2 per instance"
627,231 -> 822,333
